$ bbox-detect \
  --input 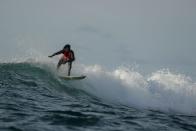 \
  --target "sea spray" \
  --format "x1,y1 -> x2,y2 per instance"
77,64 -> 196,115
